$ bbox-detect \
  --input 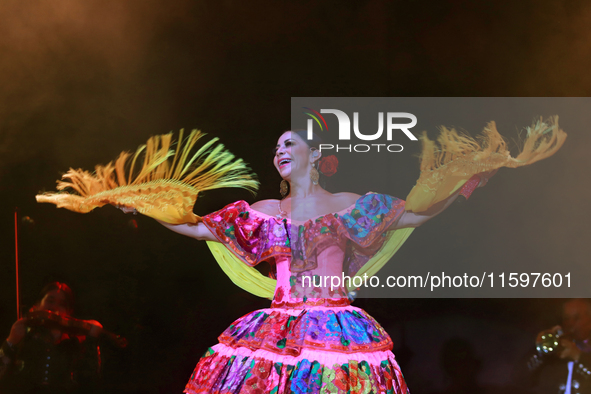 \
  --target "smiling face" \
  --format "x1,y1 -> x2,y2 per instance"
274,131 -> 319,180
